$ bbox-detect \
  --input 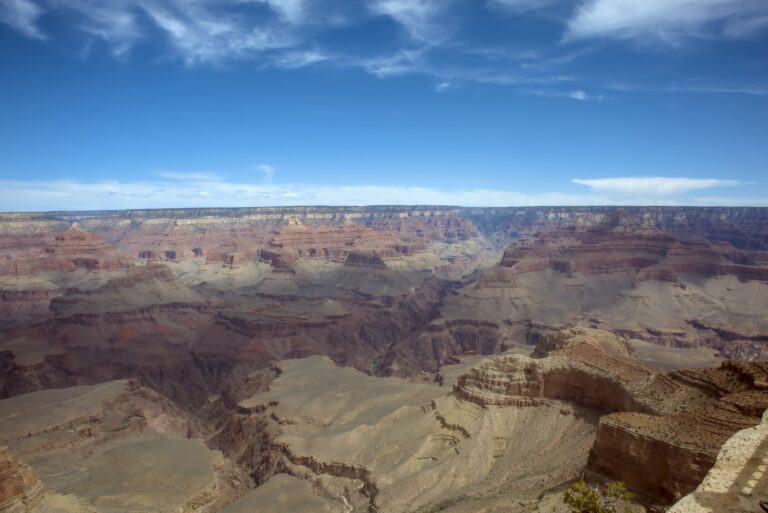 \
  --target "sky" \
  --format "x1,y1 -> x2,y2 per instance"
1,0 -> 767,211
